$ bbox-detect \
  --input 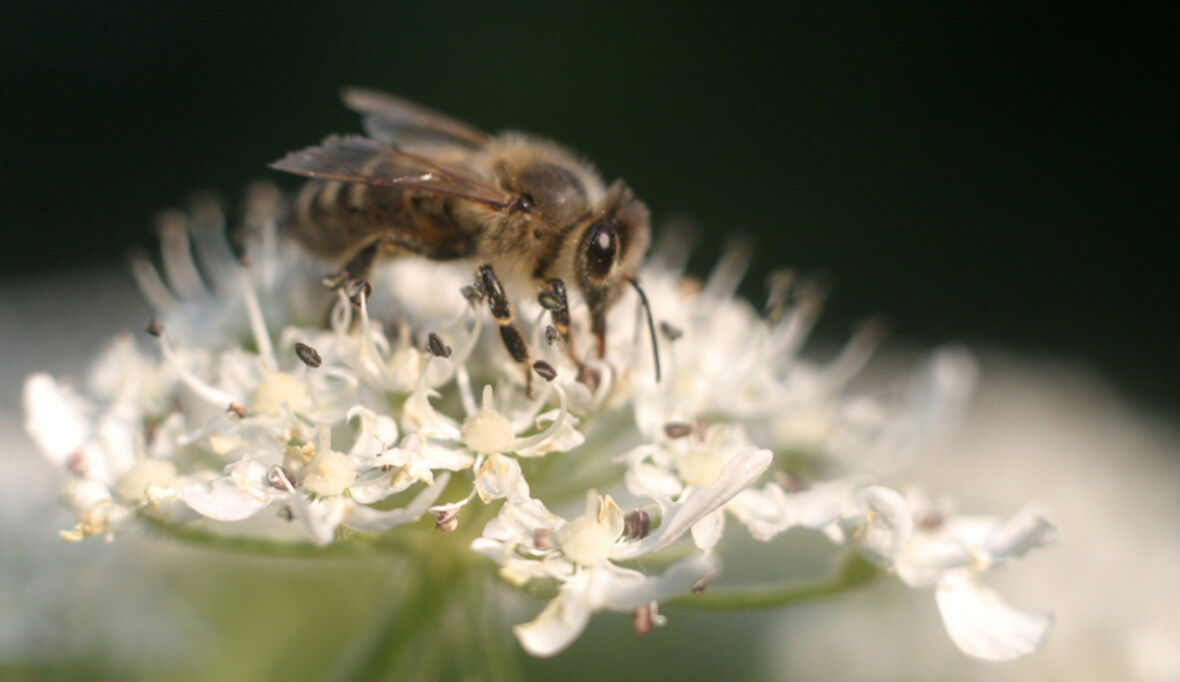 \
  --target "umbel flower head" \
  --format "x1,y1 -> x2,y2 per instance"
23,185 -> 1056,666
